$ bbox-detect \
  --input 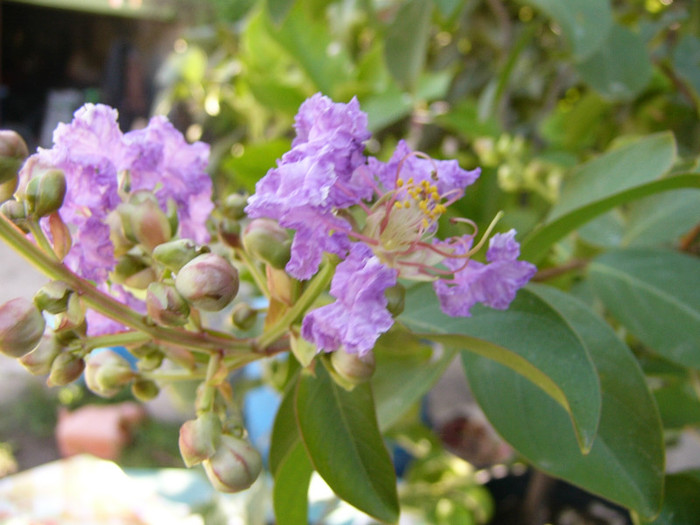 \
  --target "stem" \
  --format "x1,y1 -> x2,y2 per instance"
82,330 -> 152,351
198,350 -> 223,412
141,369 -> 208,382
27,220 -> 57,260
255,256 -> 338,349
0,213 -> 251,353
237,249 -> 269,298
